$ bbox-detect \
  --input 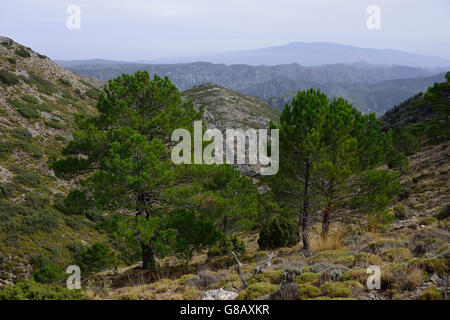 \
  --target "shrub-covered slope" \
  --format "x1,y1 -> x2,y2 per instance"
0,37 -> 106,286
